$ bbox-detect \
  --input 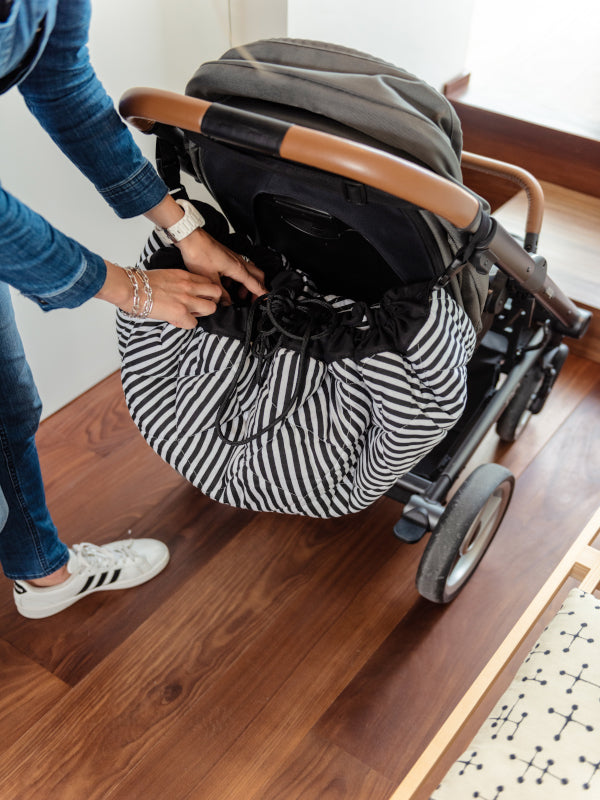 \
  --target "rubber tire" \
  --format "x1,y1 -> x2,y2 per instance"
416,464 -> 515,604
530,343 -> 569,414
496,366 -> 544,443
